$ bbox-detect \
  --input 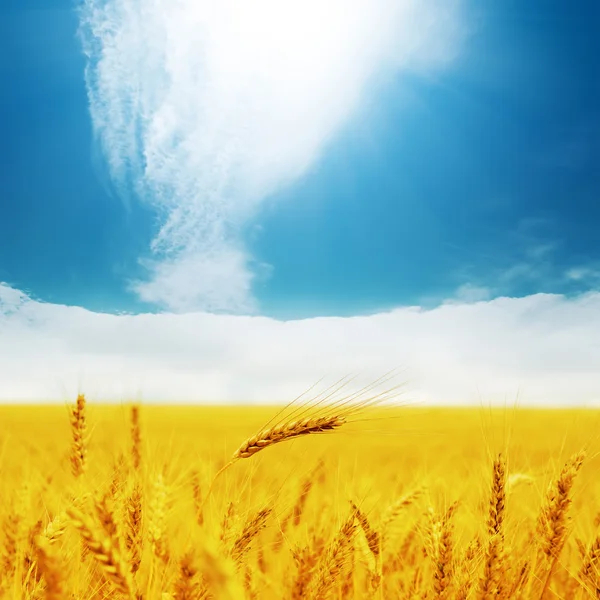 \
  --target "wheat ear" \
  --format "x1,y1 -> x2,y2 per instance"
148,472 -> 169,564
425,503 -> 458,600
130,404 -> 142,472
173,550 -> 208,600
230,507 -> 272,566
125,482 -> 143,574
67,506 -> 133,598
34,535 -> 63,600
478,454 -> 507,600
204,374 -> 403,503
536,450 -> 586,599
69,393 -> 87,478
206,414 -> 347,495
309,506 -> 359,599
579,533 -> 600,597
